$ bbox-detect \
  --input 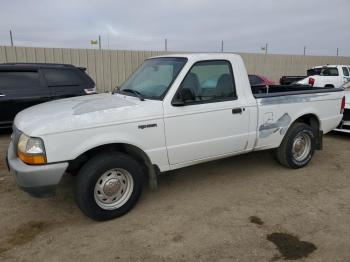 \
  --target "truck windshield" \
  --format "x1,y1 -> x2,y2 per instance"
119,57 -> 187,100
